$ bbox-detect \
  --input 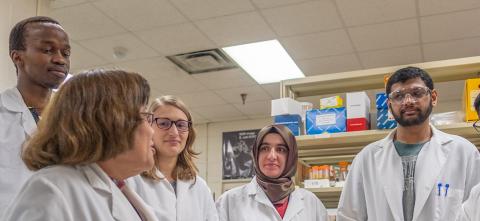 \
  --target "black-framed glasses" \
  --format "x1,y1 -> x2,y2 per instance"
140,112 -> 154,126
153,117 -> 191,132
388,86 -> 431,103
473,120 -> 480,134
